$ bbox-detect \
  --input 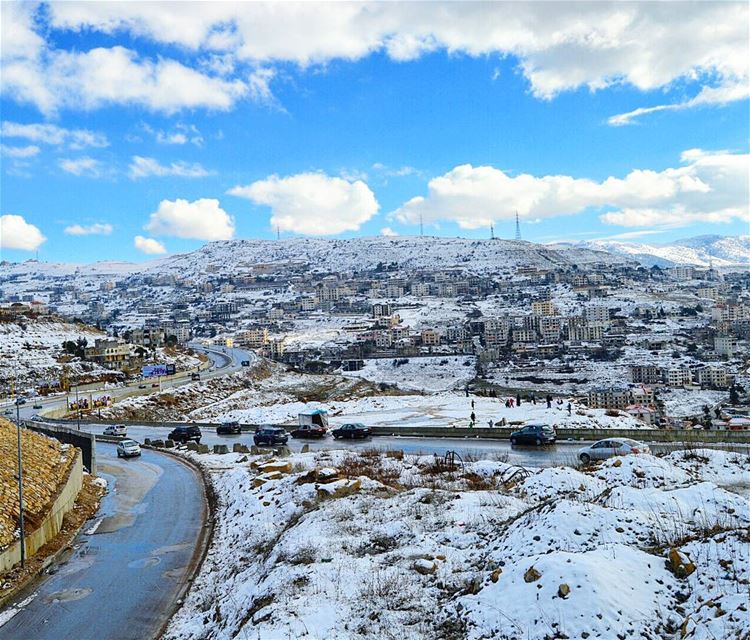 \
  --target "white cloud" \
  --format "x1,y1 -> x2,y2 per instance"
59,156 -> 103,177
128,156 -> 212,179
229,172 -> 379,235
0,121 -> 108,148
0,214 -> 46,251
4,3 -> 746,117
372,163 -> 419,178
0,144 -> 40,158
381,227 -> 398,237
134,235 -> 167,255
144,198 -> 234,240
143,122 -> 203,146
64,223 -> 113,236
393,150 -> 749,230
